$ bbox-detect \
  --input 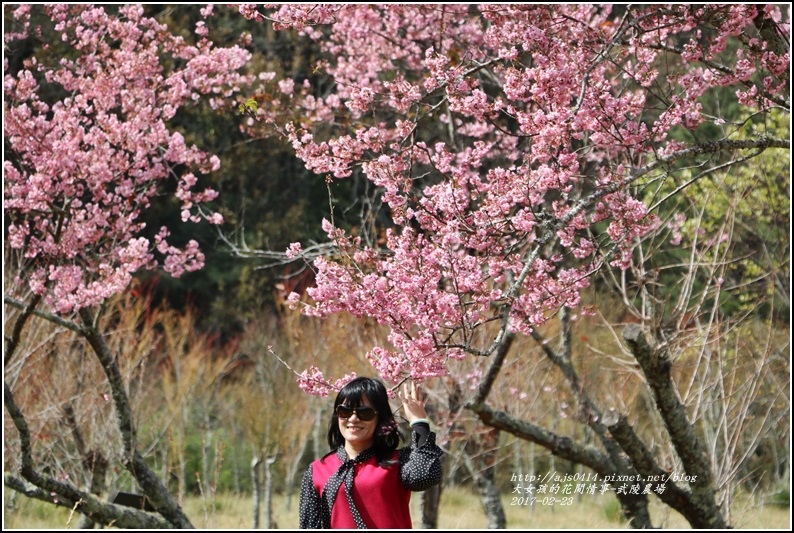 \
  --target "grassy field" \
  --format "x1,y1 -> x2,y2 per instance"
4,486 -> 790,529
